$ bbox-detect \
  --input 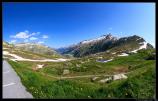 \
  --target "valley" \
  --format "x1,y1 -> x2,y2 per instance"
2,34 -> 156,99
